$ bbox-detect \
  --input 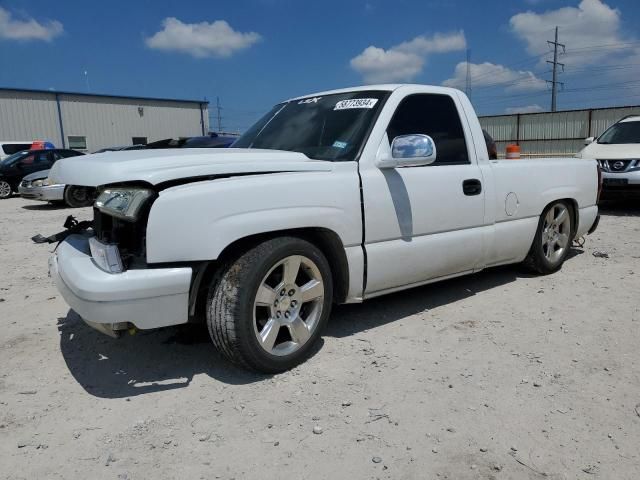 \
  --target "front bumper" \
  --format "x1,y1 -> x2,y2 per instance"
19,183 -> 65,201
601,171 -> 640,196
50,234 -> 192,331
